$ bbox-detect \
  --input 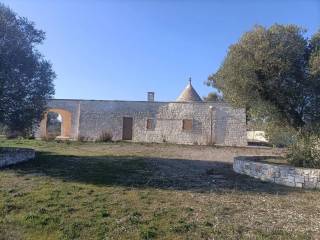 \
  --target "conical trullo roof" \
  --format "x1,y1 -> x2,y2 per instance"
176,78 -> 203,102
